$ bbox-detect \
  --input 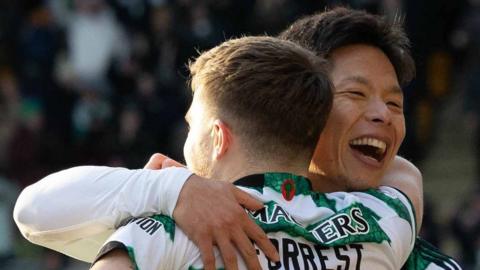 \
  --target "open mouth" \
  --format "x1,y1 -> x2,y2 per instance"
349,137 -> 387,162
